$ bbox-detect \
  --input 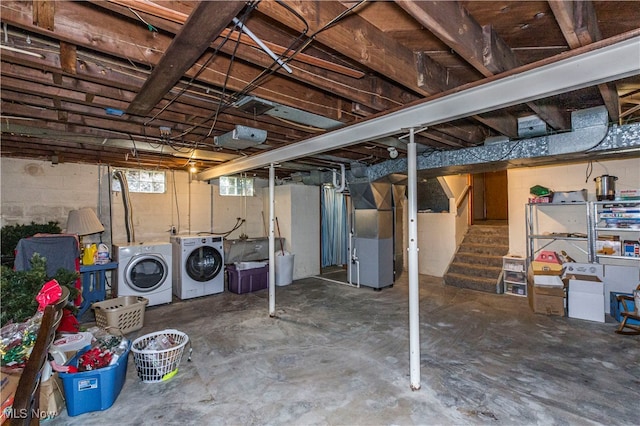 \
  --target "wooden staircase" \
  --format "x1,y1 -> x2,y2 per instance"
443,223 -> 509,293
